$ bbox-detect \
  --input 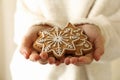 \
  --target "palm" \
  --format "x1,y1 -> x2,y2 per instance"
20,24 -> 52,62
64,24 -> 105,65
81,24 -> 104,60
